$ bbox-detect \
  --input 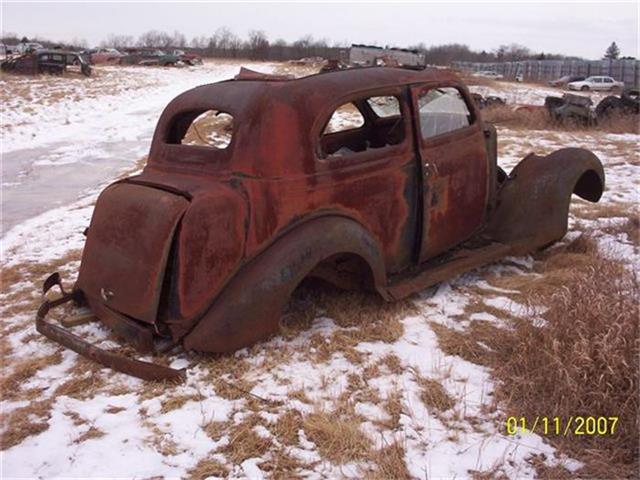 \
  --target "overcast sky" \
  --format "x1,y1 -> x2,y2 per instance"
2,1 -> 638,59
